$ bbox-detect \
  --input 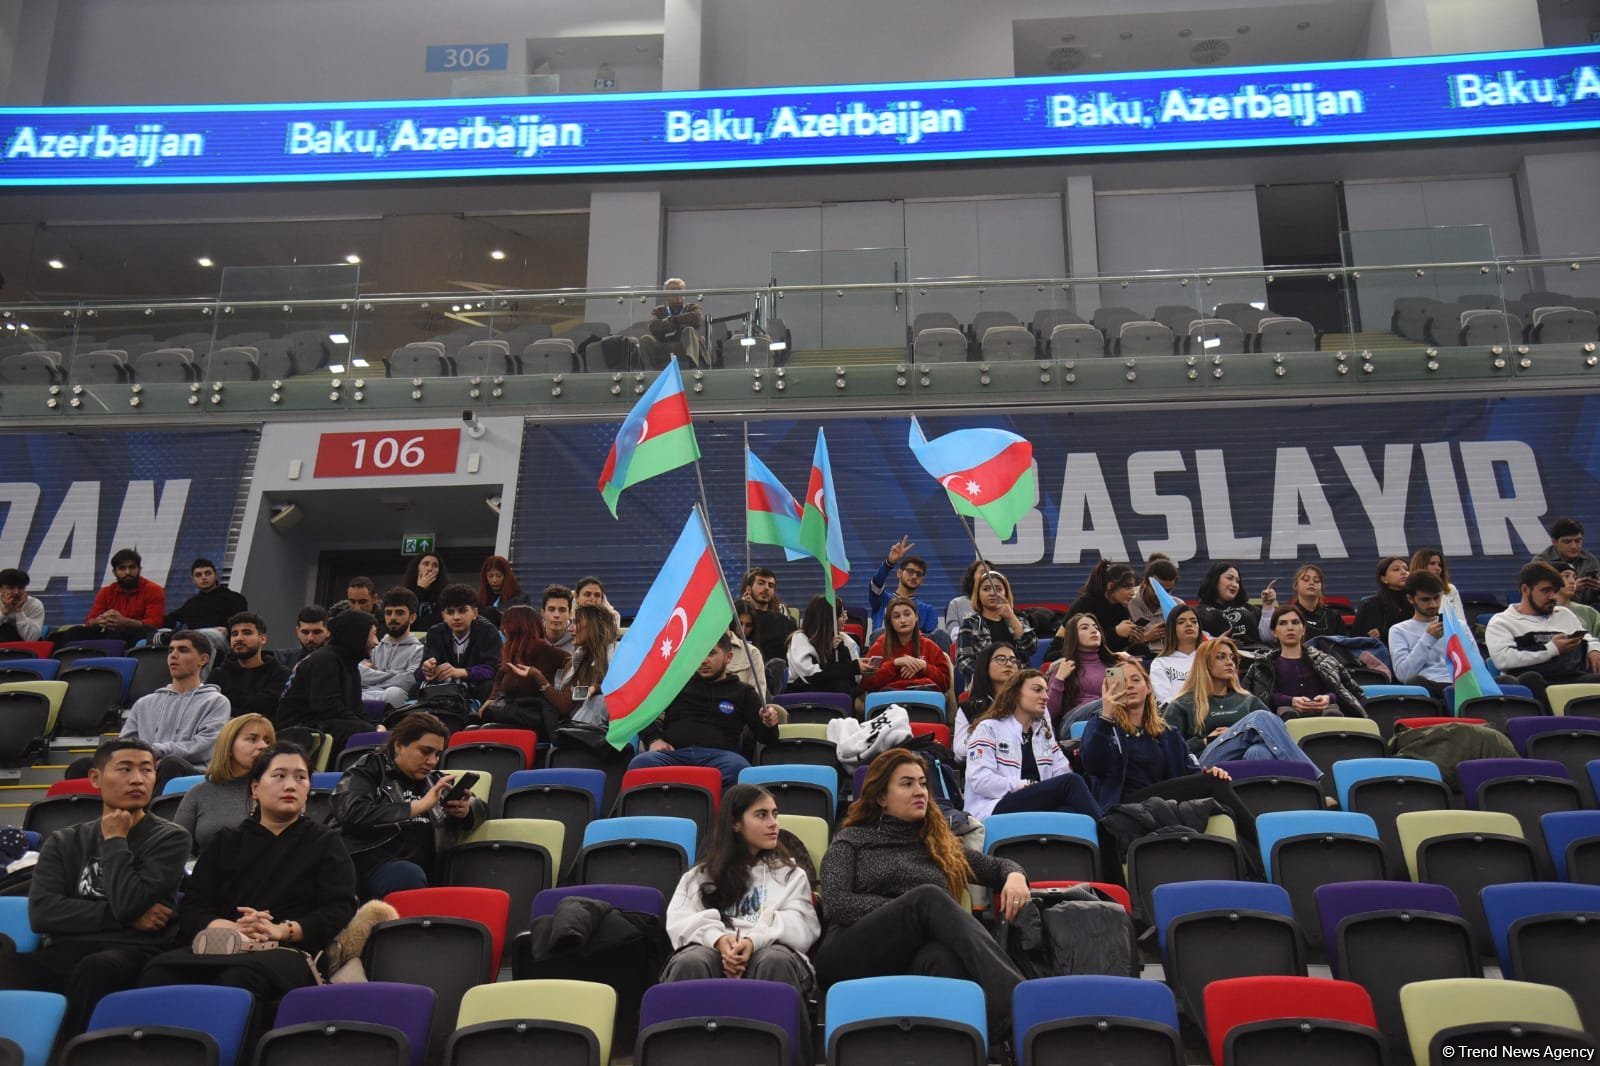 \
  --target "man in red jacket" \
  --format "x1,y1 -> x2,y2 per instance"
56,548 -> 166,647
